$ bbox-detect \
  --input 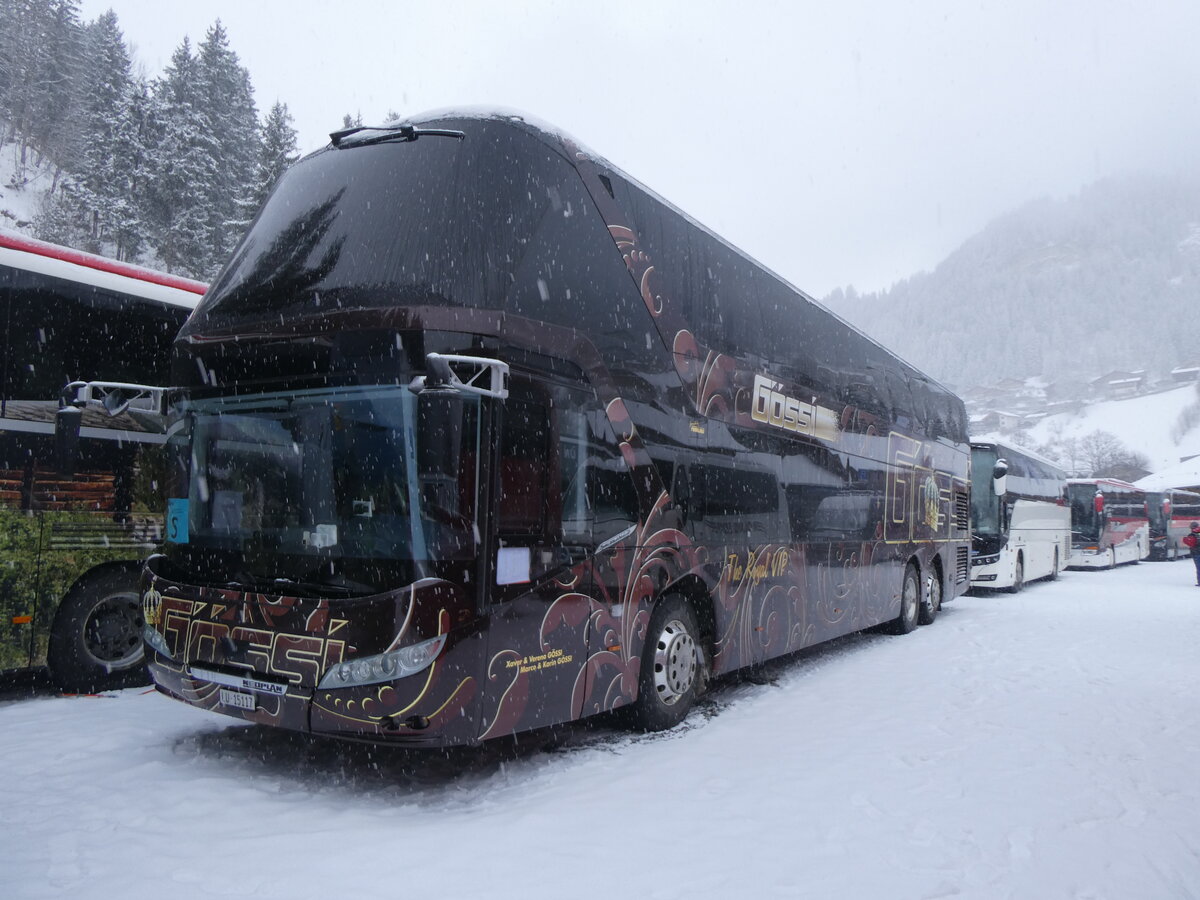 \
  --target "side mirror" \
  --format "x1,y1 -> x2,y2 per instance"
101,387 -> 138,417
55,405 -> 83,477
992,458 -> 1009,497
